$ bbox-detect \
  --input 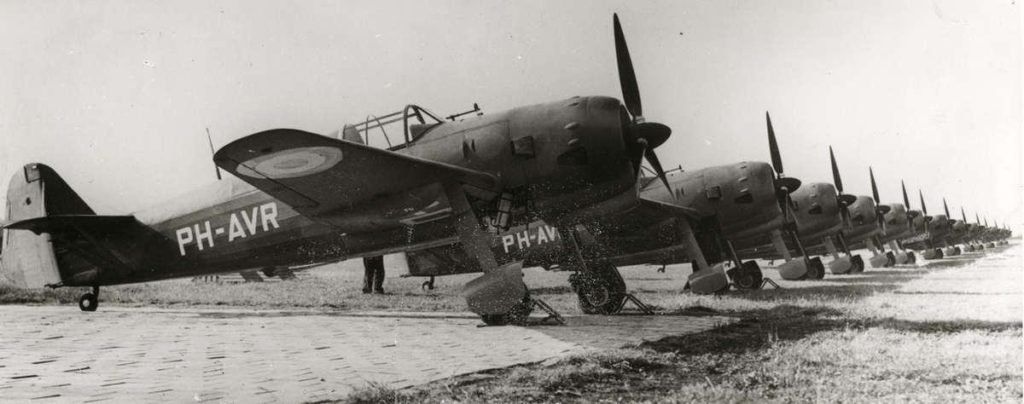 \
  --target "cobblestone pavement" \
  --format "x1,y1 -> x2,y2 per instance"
0,306 -> 736,402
